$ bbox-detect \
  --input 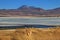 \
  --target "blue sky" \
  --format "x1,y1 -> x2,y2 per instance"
0,0 -> 60,10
